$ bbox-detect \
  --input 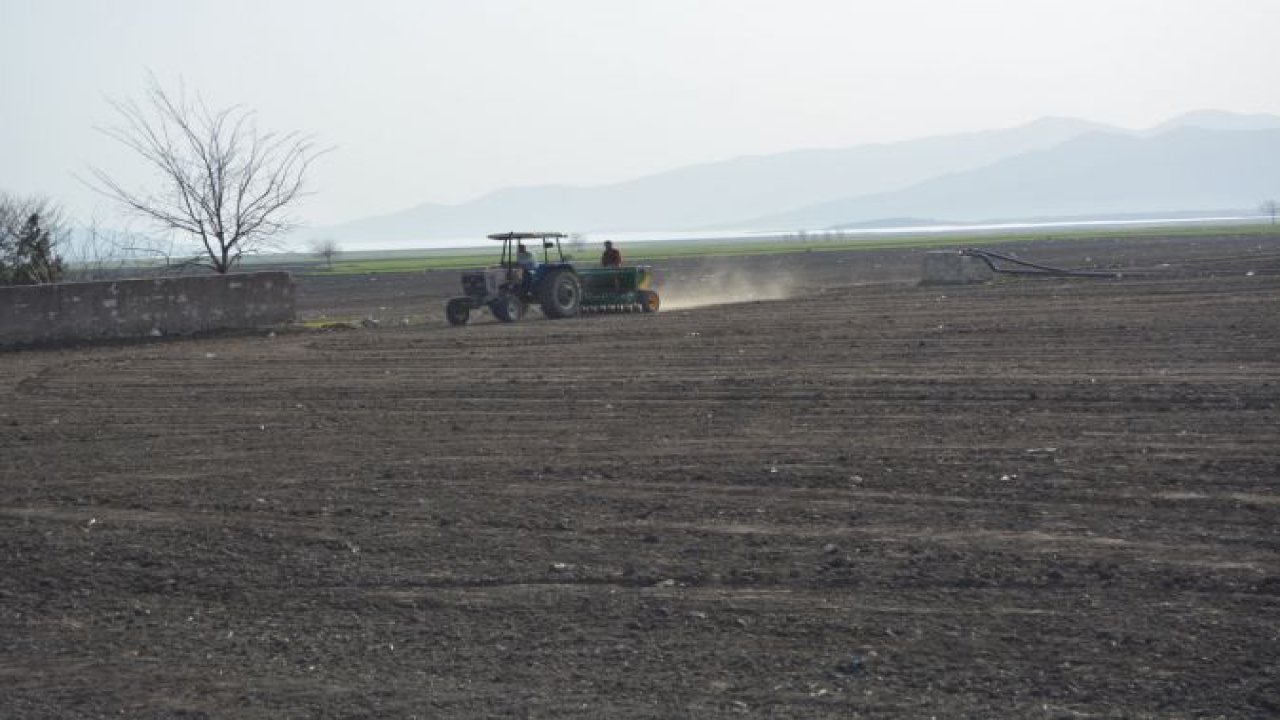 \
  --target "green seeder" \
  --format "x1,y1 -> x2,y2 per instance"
577,266 -> 660,313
